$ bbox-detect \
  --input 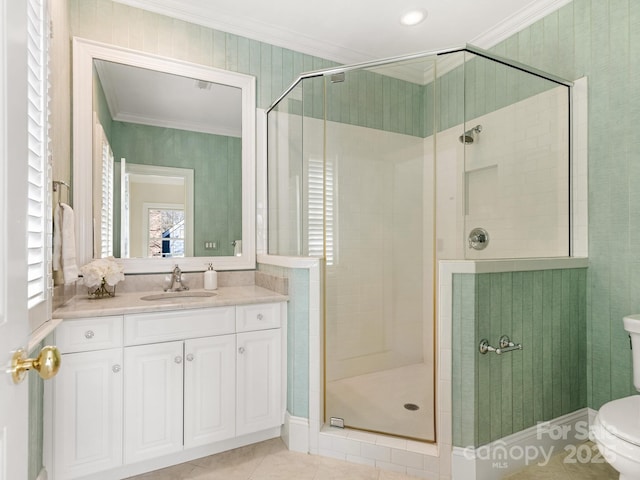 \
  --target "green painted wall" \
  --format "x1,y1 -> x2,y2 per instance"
93,65 -> 113,141
452,269 -> 587,448
111,121 -> 242,257
433,54 -> 565,134
484,0 -> 637,410
264,62 -> 428,138
28,344 -> 44,480
257,263 -> 310,418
